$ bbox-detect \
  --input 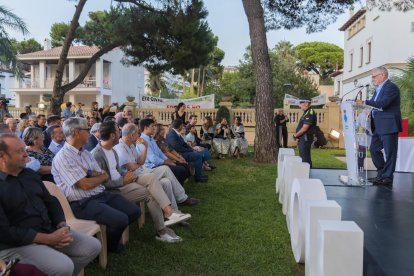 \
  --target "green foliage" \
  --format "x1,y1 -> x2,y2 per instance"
10,38 -> 42,54
50,22 -> 84,47
0,5 -> 28,79
215,105 -> 230,123
218,43 -> 319,108
393,57 -> 414,136
294,42 -> 343,84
